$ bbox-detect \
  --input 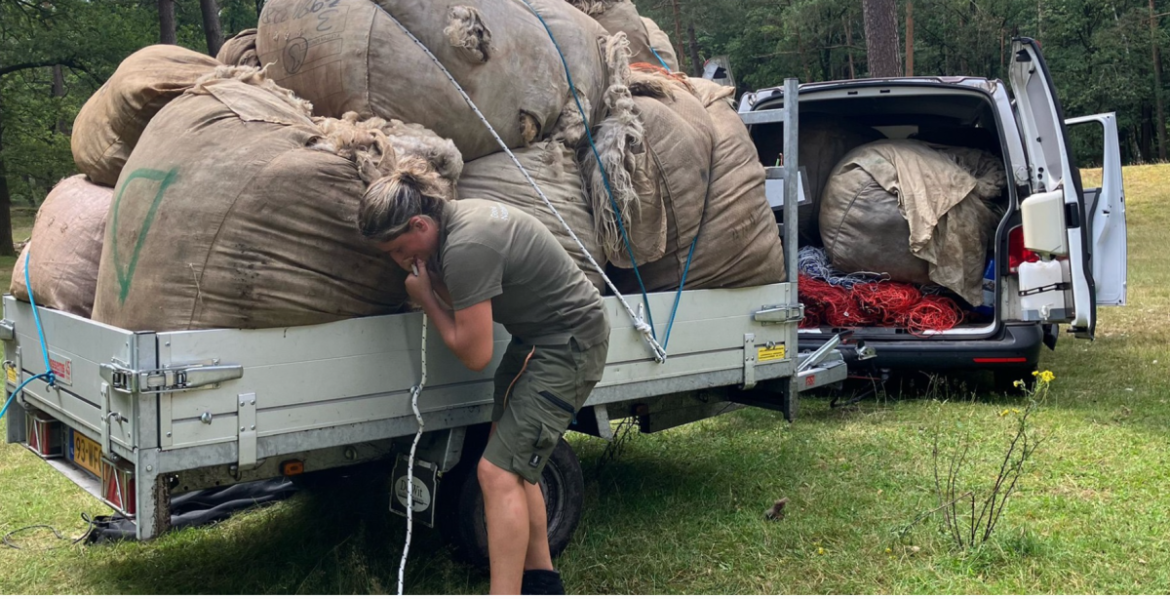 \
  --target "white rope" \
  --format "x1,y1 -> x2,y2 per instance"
375,4 -> 667,364
397,313 -> 427,595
